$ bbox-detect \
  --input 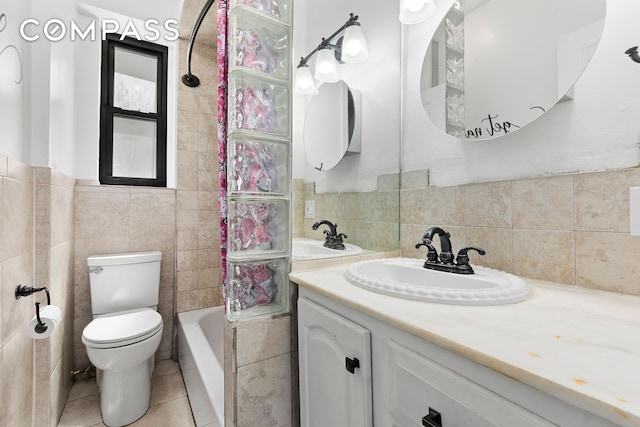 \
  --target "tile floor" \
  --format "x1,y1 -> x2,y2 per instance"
57,360 -> 197,427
